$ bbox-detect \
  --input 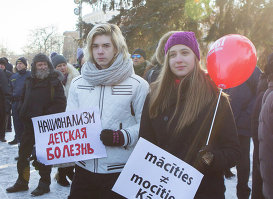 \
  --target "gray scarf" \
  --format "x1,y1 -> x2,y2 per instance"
81,54 -> 134,86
